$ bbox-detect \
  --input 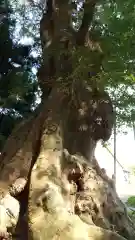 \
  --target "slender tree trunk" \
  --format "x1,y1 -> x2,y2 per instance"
133,122 -> 135,141
113,109 -> 117,188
